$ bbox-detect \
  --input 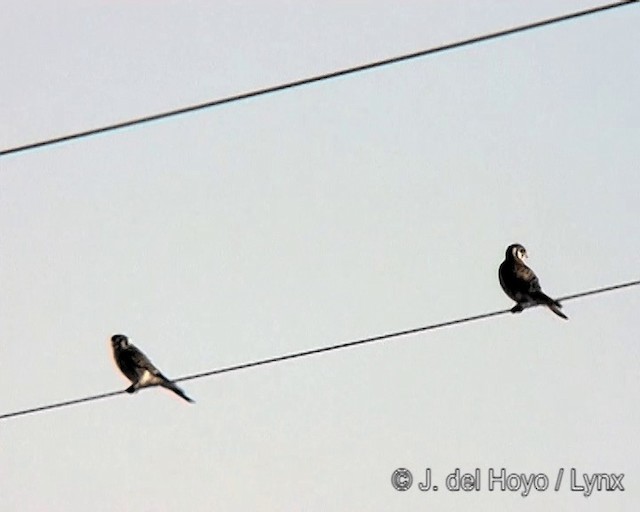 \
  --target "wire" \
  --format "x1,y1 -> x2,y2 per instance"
2,0 -> 637,158
1,278 -> 638,421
